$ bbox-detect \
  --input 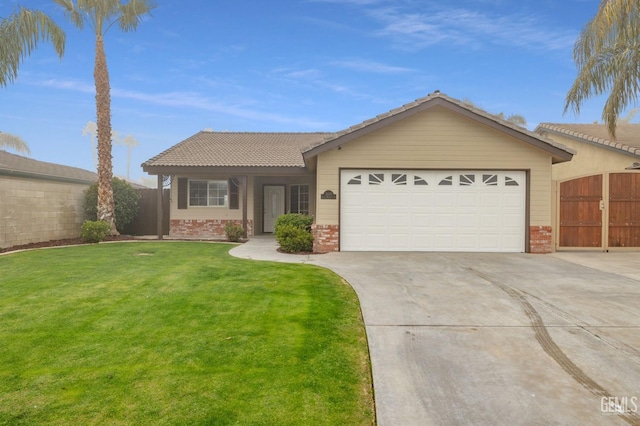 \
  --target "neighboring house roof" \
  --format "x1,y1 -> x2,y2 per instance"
0,150 -> 97,184
143,131 -> 331,169
535,123 -> 640,159
303,91 -> 574,163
